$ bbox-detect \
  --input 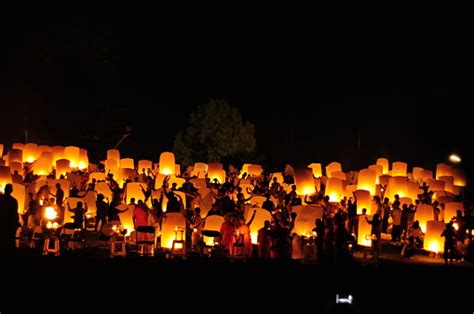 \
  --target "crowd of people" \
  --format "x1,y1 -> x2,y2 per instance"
0,156 -> 472,266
